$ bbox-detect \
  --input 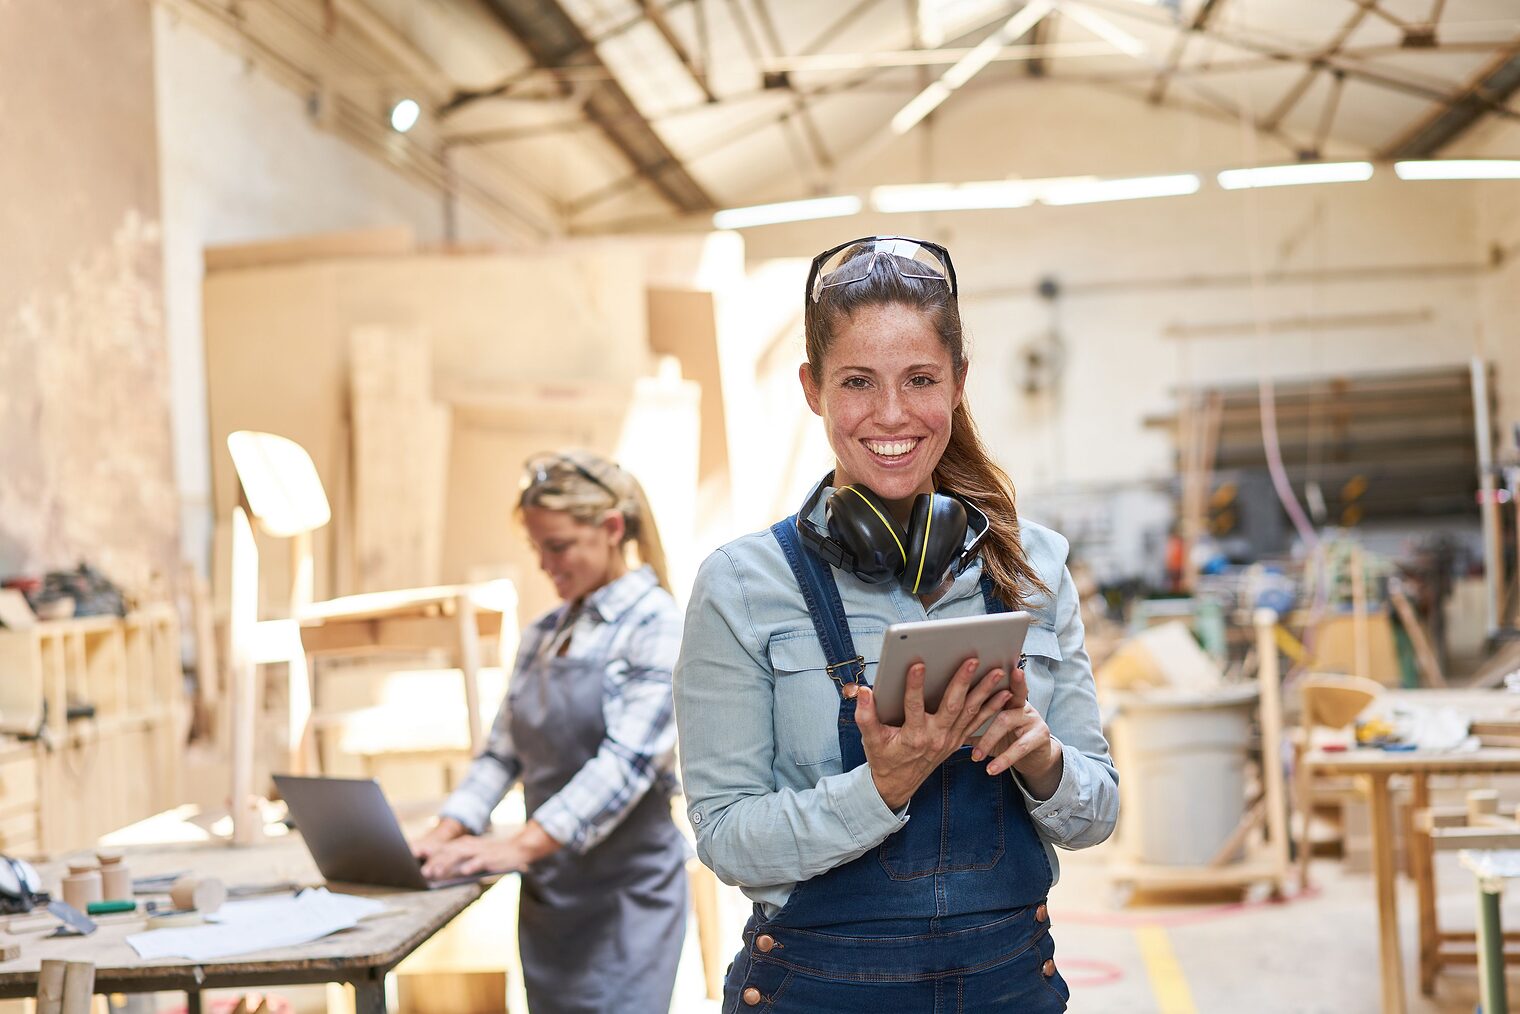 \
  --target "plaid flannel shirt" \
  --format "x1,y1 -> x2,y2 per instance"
439,565 -> 683,854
